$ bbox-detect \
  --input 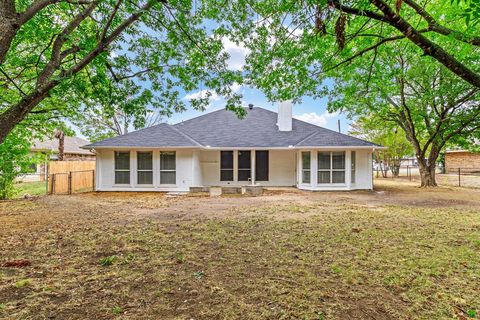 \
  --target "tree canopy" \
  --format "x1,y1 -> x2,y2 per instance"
0,0 -> 244,143
219,0 -> 479,186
